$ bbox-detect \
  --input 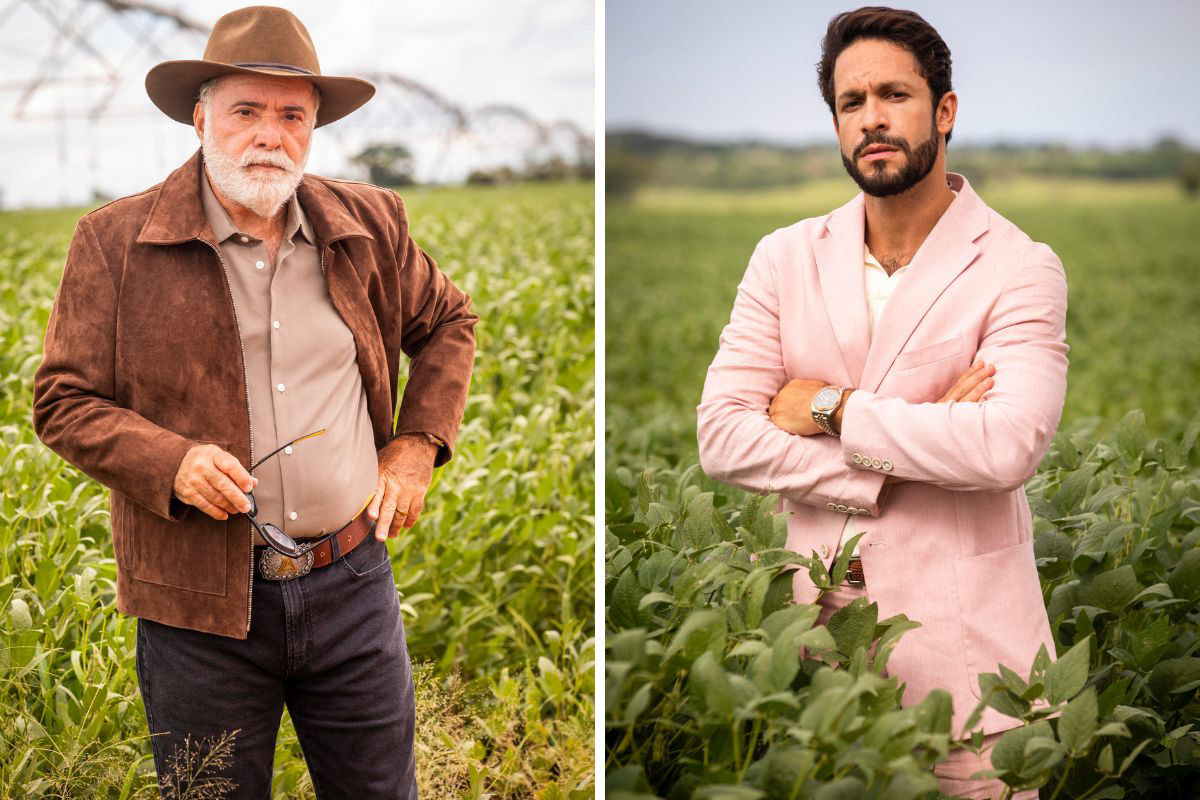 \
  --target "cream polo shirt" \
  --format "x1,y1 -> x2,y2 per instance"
830,189 -> 957,567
